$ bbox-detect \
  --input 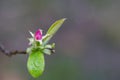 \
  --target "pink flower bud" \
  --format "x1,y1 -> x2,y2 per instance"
35,29 -> 42,40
